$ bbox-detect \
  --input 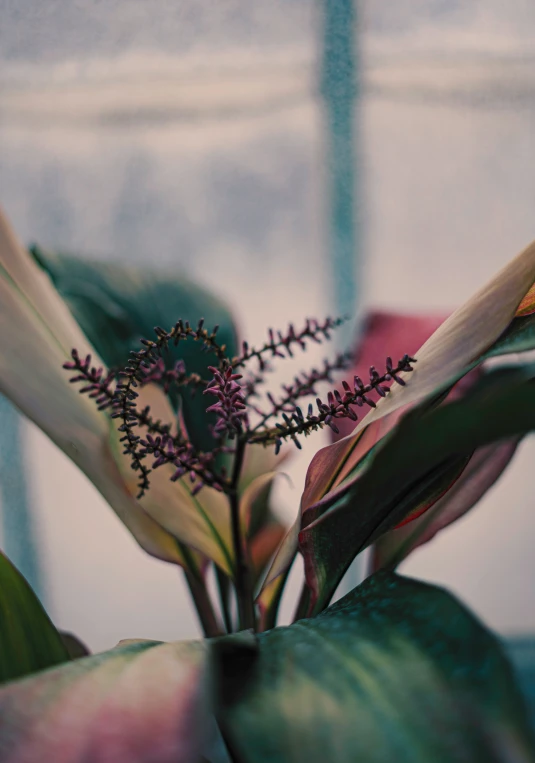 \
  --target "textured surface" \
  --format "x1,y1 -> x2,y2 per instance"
220,573 -> 535,763
0,640 -> 211,763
